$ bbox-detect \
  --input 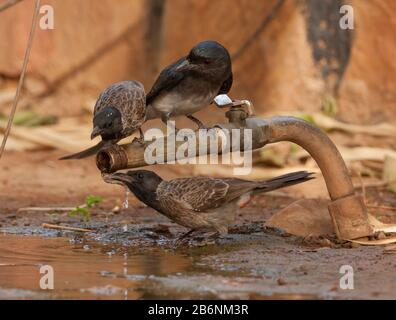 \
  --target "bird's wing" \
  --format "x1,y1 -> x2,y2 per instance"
156,177 -> 233,212
146,57 -> 187,106
94,81 -> 145,115
215,178 -> 259,201
156,172 -> 314,213
217,71 -> 233,95
94,81 -> 146,131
